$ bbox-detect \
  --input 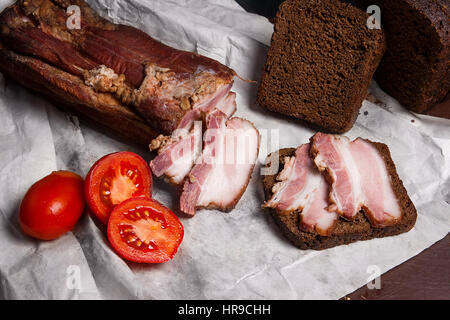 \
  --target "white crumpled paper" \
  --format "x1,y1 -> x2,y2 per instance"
0,0 -> 449,300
